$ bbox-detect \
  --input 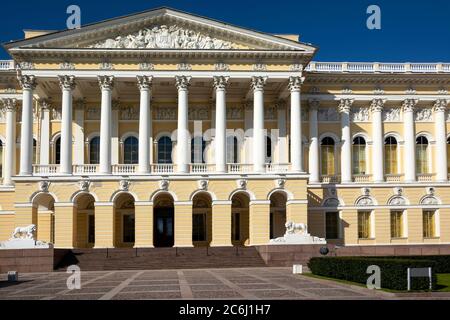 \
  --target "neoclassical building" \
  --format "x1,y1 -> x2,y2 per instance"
0,7 -> 449,249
